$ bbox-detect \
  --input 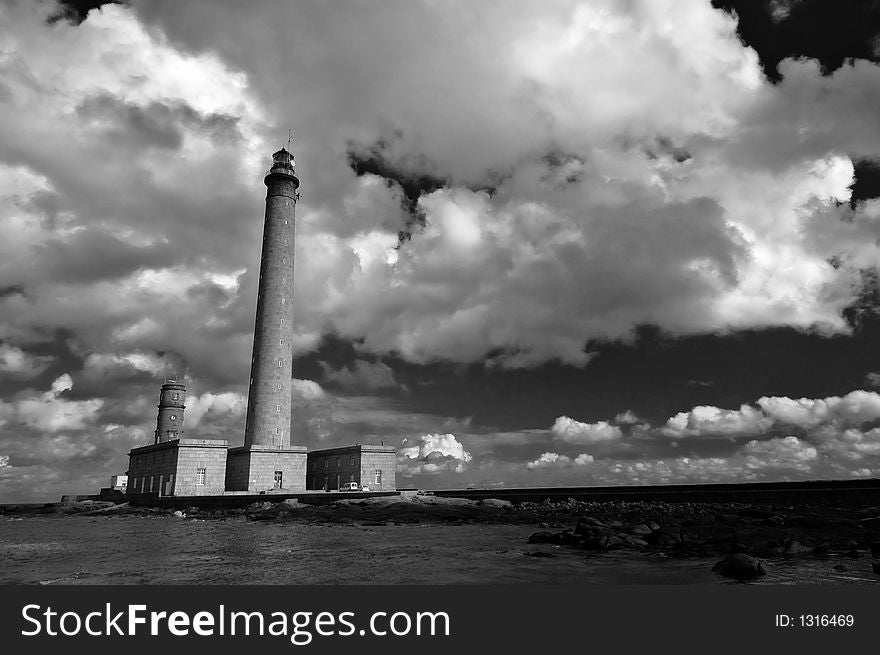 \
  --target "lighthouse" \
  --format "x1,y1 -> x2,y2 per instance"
154,378 -> 185,443
225,146 -> 308,491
